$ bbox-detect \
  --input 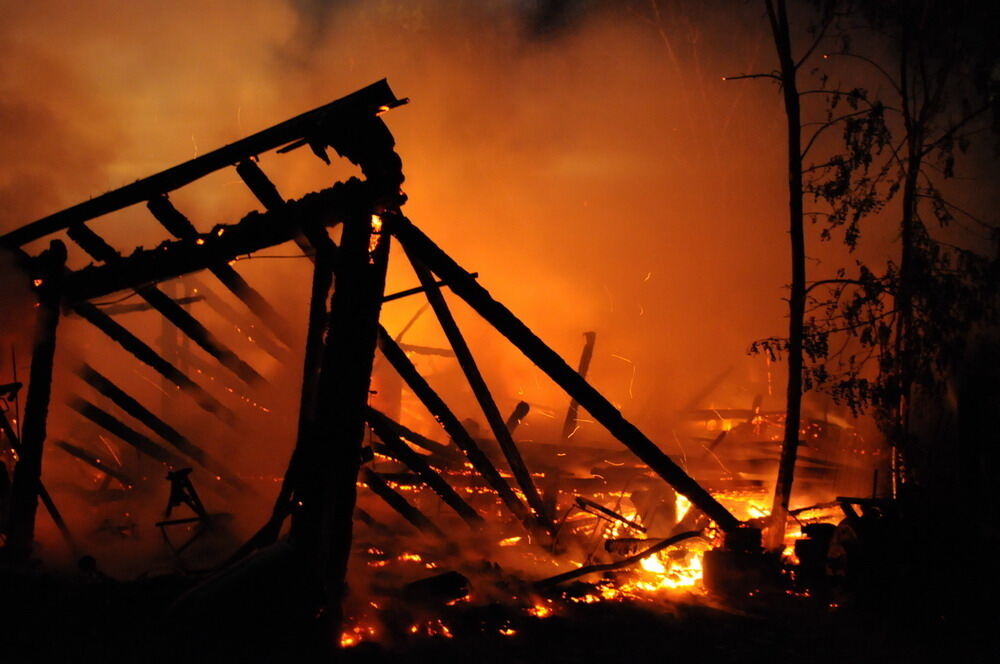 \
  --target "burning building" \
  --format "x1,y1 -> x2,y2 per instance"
0,76 -> 883,656
0,2 -> 997,663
